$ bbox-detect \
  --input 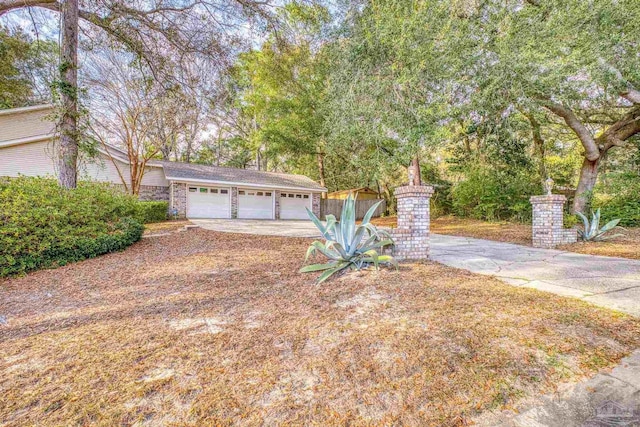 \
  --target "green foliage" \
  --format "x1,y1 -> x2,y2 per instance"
450,165 -> 540,222
320,0 -> 639,214
134,201 -> 168,223
227,3 -> 330,178
301,194 -> 397,283
0,28 -> 34,108
564,213 -> 579,229
0,26 -> 57,108
0,177 -> 143,277
576,209 -> 624,242
597,199 -> 640,228
593,174 -> 640,227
